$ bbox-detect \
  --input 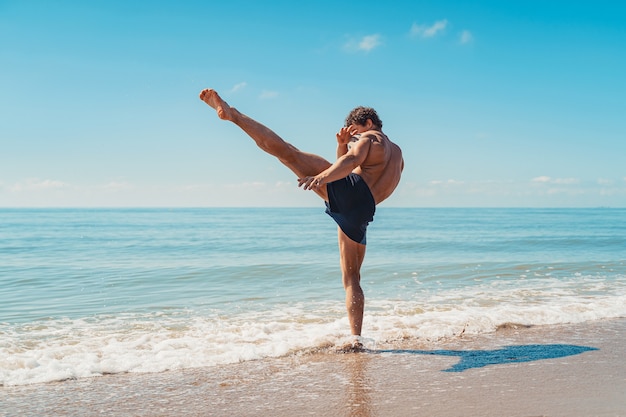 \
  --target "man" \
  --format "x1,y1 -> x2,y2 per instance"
199,89 -> 403,345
